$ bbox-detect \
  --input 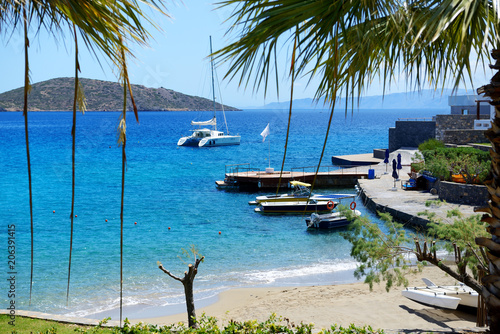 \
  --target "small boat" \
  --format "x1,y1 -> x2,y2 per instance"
401,278 -> 478,310
177,37 -> 240,148
254,199 -> 336,214
306,210 -> 361,229
248,181 -> 353,205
